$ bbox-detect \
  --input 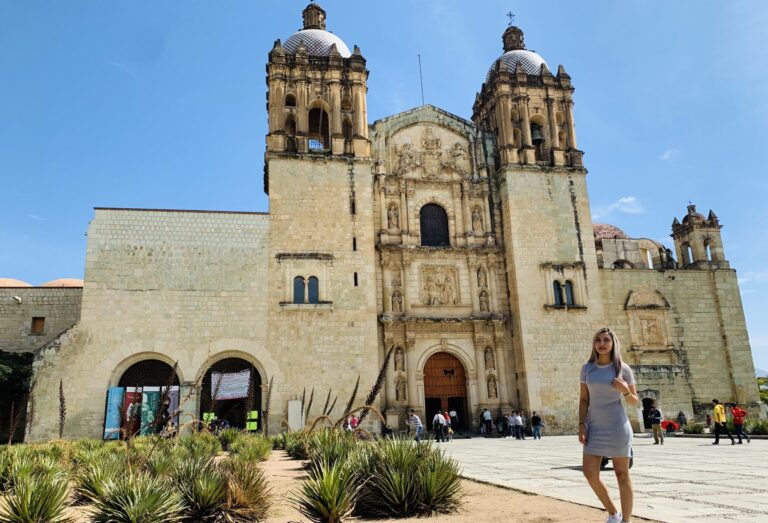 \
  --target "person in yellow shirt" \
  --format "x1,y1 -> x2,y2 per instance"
711,399 -> 735,445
